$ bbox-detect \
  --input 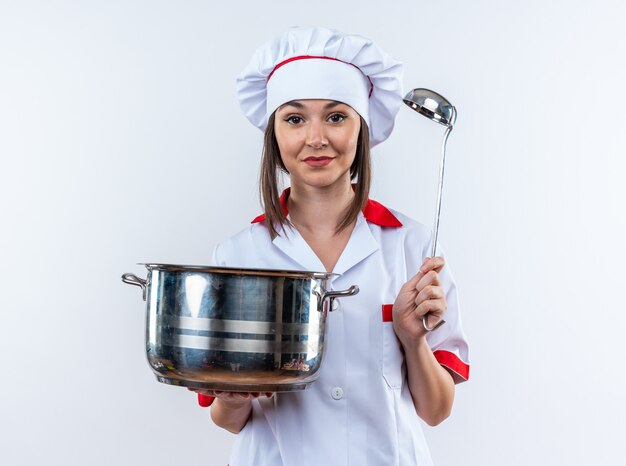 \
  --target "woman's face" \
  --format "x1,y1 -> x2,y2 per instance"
274,99 -> 361,191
